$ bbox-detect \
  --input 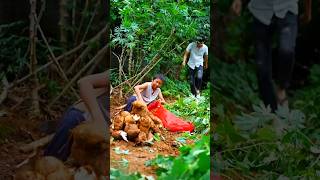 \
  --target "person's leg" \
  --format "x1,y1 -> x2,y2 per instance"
124,95 -> 137,112
44,107 -> 86,161
276,12 -> 298,104
195,65 -> 204,95
253,17 -> 277,111
188,66 -> 197,96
